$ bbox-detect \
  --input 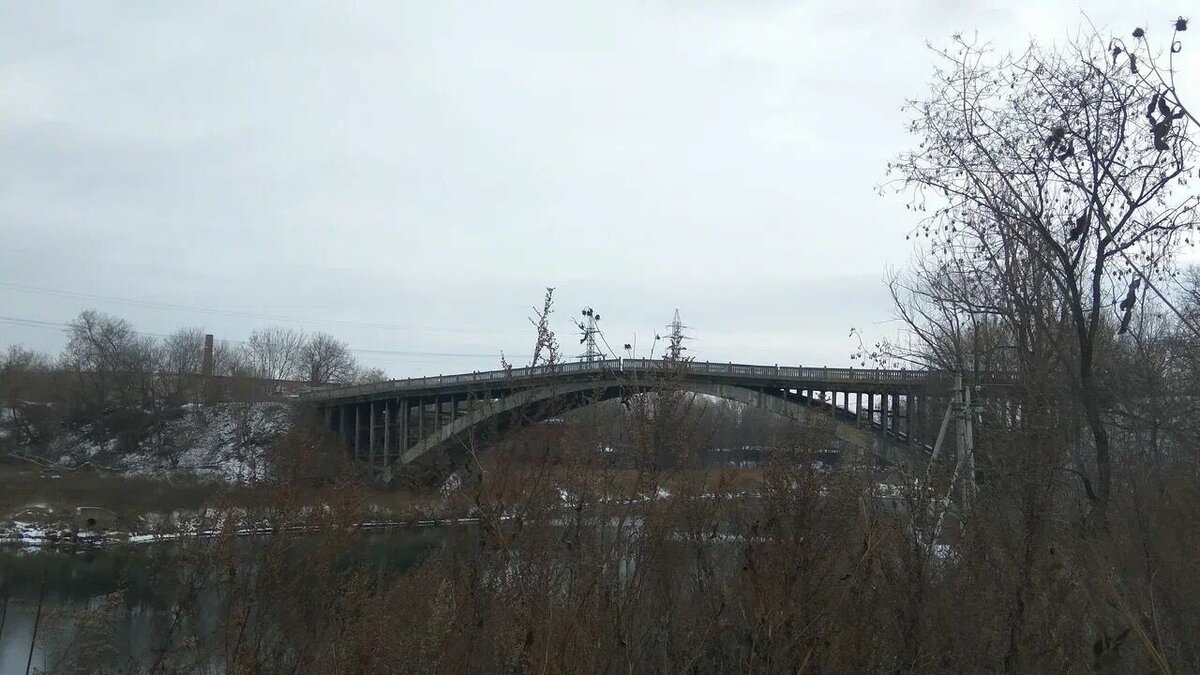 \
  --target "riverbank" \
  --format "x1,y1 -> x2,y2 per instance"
0,463 -> 468,551
0,463 -> 788,552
